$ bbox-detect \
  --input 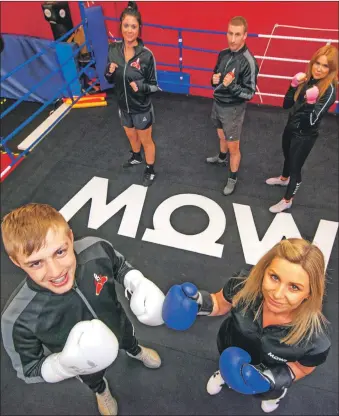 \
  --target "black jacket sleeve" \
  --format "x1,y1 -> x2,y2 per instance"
227,60 -> 257,100
104,62 -> 116,84
221,266 -> 253,302
299,84 -> 336,130
104,44 -> 118,84
297,326 -> 331,367
1,311 -> 47,382
135,53 -> 159,95
283,85 -> 298,109
101,241 -> 135,285
222,277 -> 247,302
211,52 -> 222,87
